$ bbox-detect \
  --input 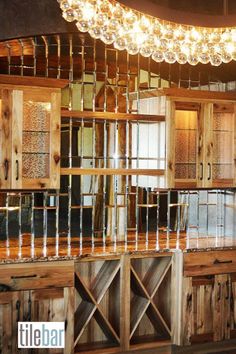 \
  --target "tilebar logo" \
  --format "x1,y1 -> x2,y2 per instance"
18,322 -> 65,348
